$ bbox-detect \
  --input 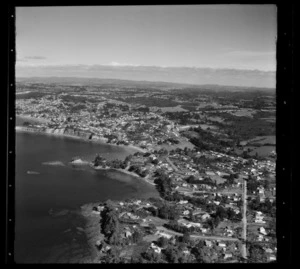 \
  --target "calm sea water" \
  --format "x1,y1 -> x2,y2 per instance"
15,132 -> 158,263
